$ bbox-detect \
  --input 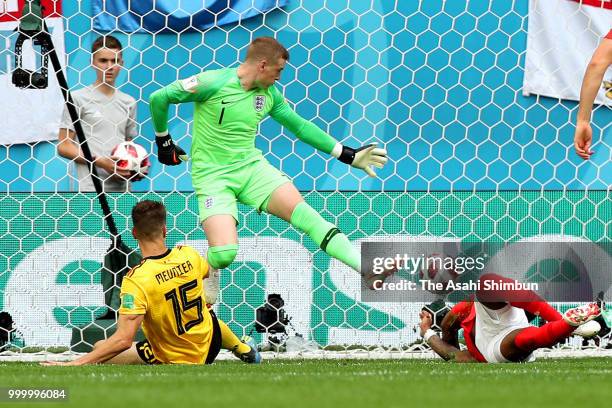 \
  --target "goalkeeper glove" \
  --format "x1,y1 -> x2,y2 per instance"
335,143 -> 388,177
156,134 -> 188,166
